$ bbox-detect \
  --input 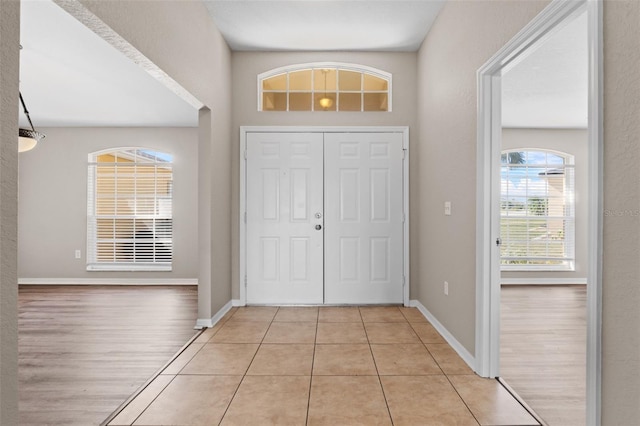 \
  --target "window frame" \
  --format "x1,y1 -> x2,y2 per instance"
500,148 -> 576,272
86,147 -> 174,272
257,62 -> 392,112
